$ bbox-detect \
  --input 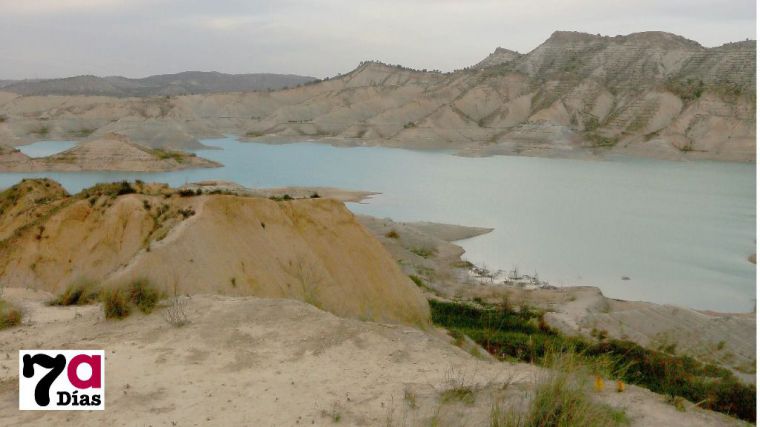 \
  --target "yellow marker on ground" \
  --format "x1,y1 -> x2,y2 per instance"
594,375 -> 605,392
